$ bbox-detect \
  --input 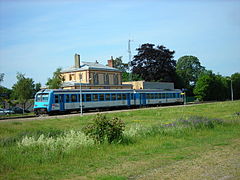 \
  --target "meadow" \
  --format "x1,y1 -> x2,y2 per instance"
0,101 -> 240,180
